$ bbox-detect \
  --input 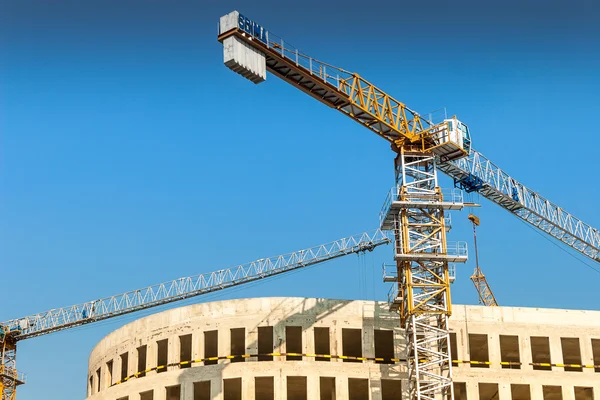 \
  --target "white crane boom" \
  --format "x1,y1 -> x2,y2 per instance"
441,150 -> 600,262
2,229 -> 390,342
